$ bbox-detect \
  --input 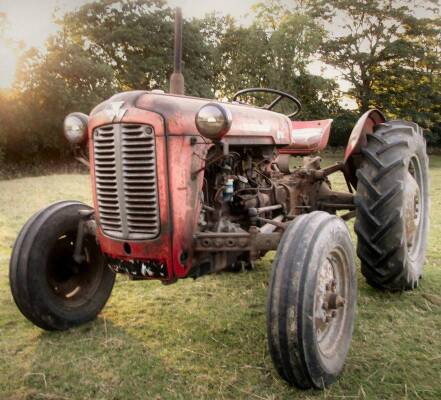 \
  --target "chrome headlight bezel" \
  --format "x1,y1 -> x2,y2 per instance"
195,103 -> 232,141
63,112 -> 89,145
